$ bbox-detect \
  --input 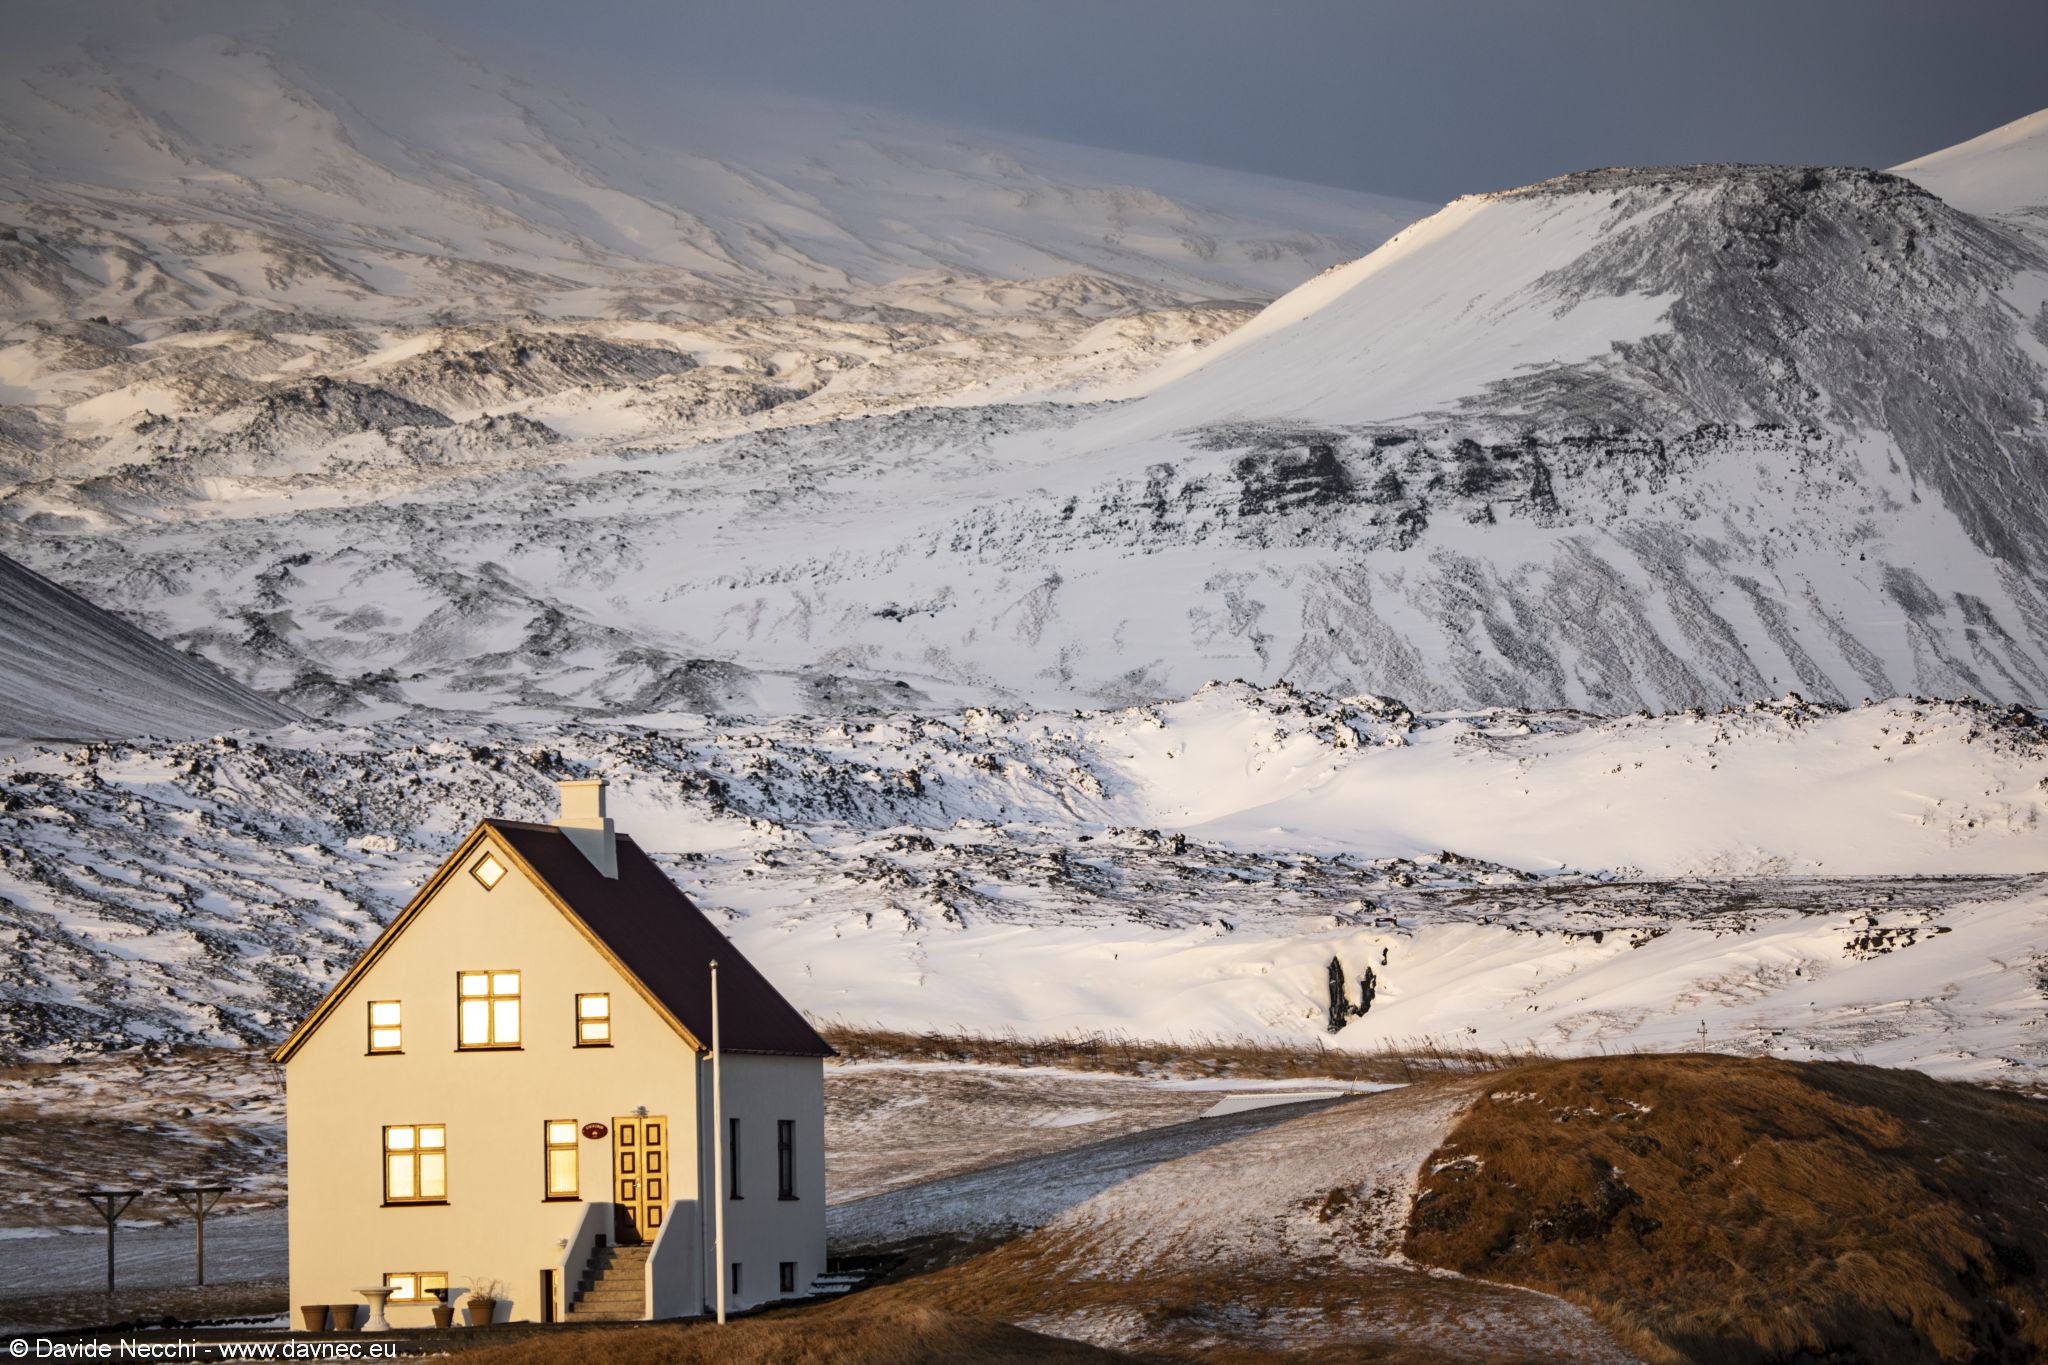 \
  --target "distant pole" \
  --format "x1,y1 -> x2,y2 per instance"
711,959 -> 725,1326
166,1186 -> 228,1286
77,1190 -> 142,1294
